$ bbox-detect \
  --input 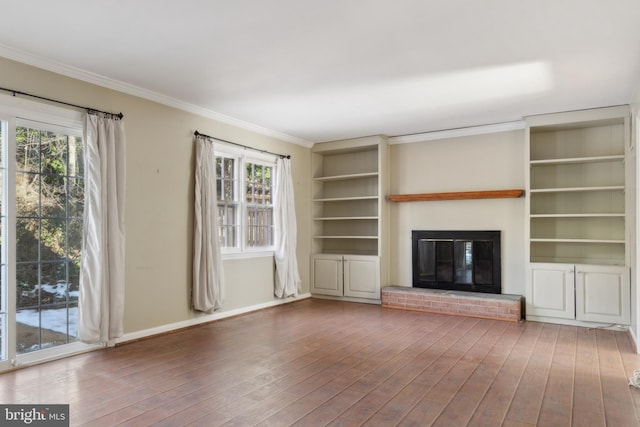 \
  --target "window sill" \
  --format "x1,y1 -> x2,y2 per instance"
222,250 -> 275,261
